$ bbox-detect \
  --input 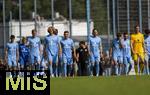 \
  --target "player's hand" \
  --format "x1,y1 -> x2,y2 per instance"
73,54 -> 77,61
88,51 -> 91,56
132,50 -> 136,54
58,51 -> 61,58
100,53 -> 103,58
4,59 -> 7,65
